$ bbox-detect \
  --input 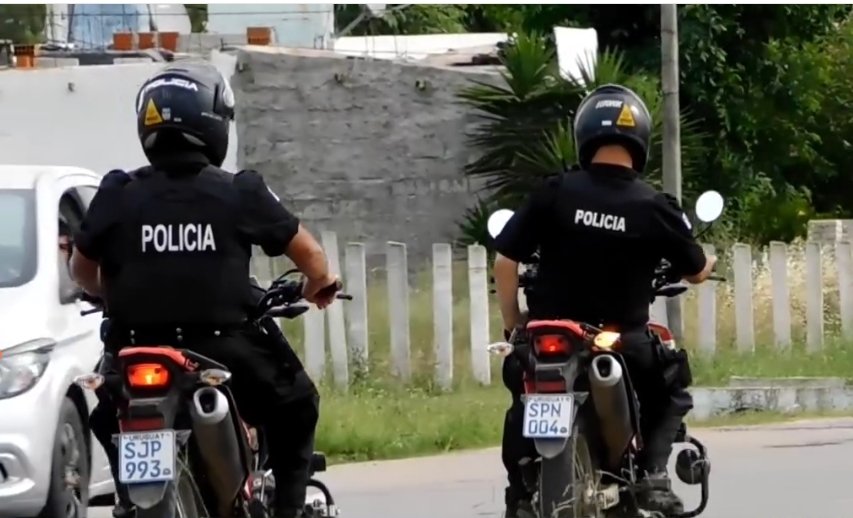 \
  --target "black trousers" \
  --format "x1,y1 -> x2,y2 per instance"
89,320 -> 319,514
500,330 -> 694,498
